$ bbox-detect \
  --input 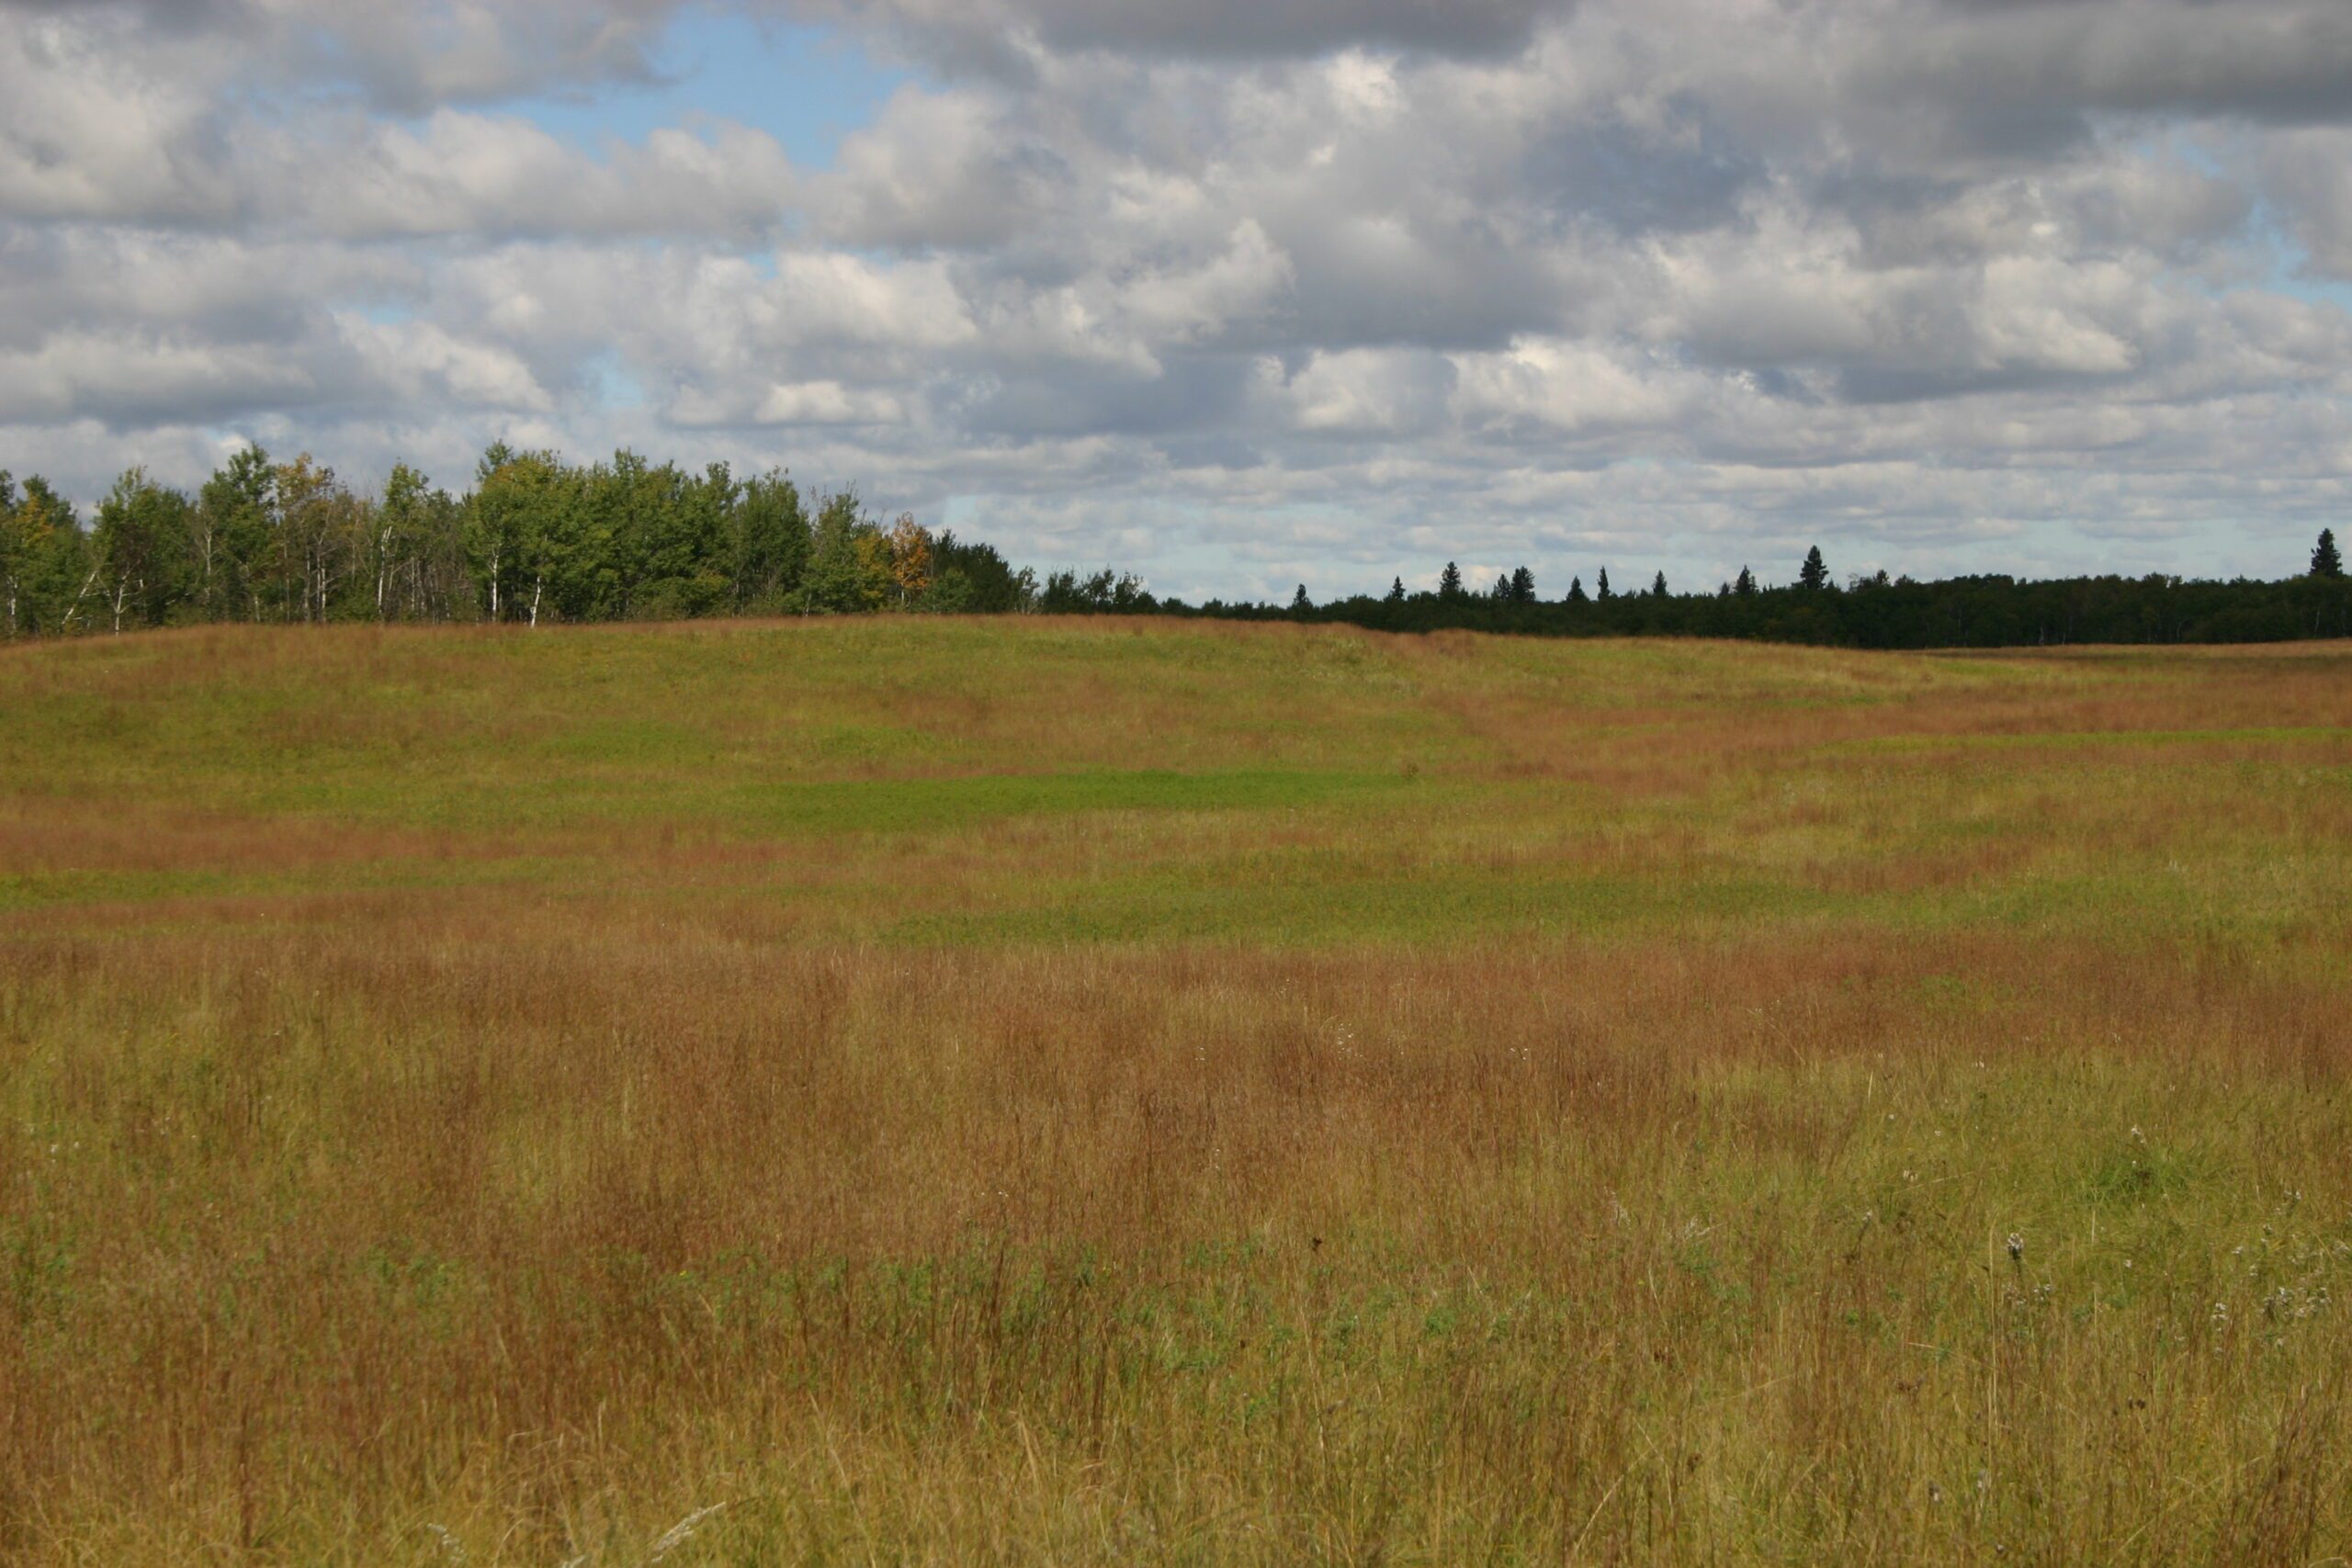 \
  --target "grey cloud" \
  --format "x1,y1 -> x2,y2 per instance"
803,0 -> 1574,75
809,89 -> 1066,249
1518,111 -> 1763,238
2261,128 -> 2352,277
8,0 -> 2352,593
2,0 -> 684,109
